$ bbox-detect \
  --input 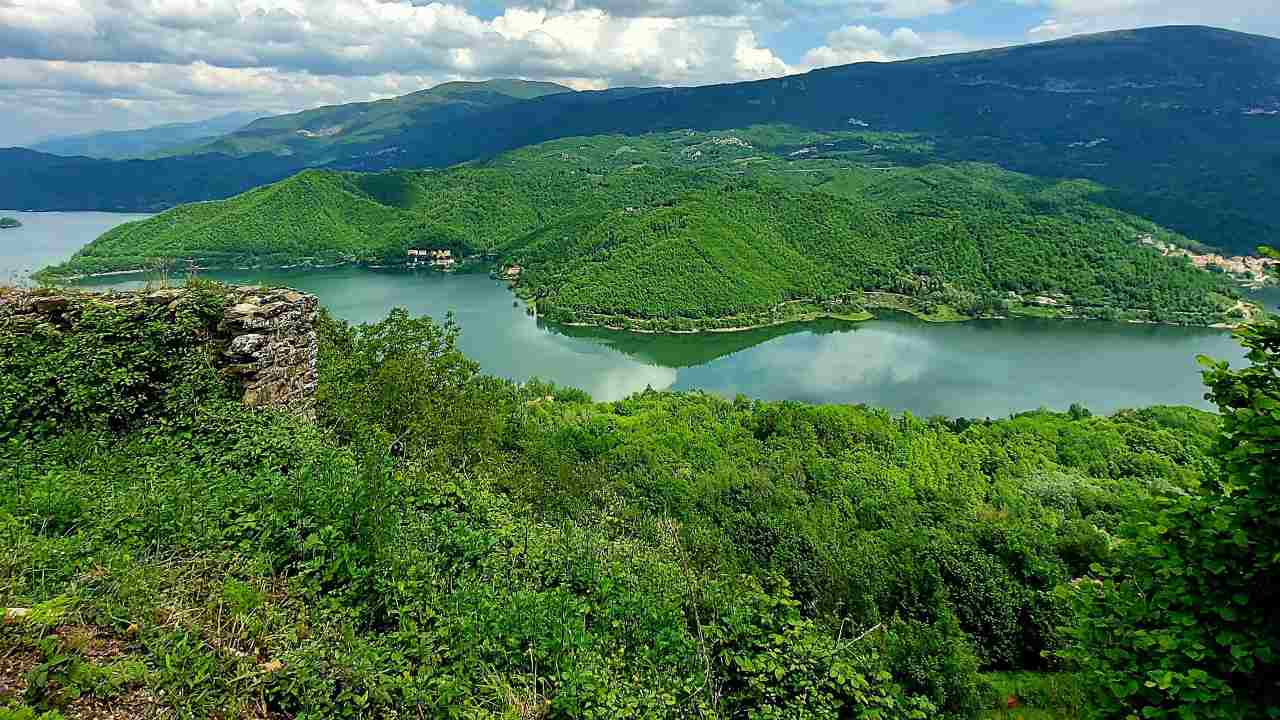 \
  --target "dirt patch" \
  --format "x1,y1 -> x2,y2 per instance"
61,687 -> 162,720
0,645 -> 42,700
2,626 -> 162,719
53,625 -> 133,662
